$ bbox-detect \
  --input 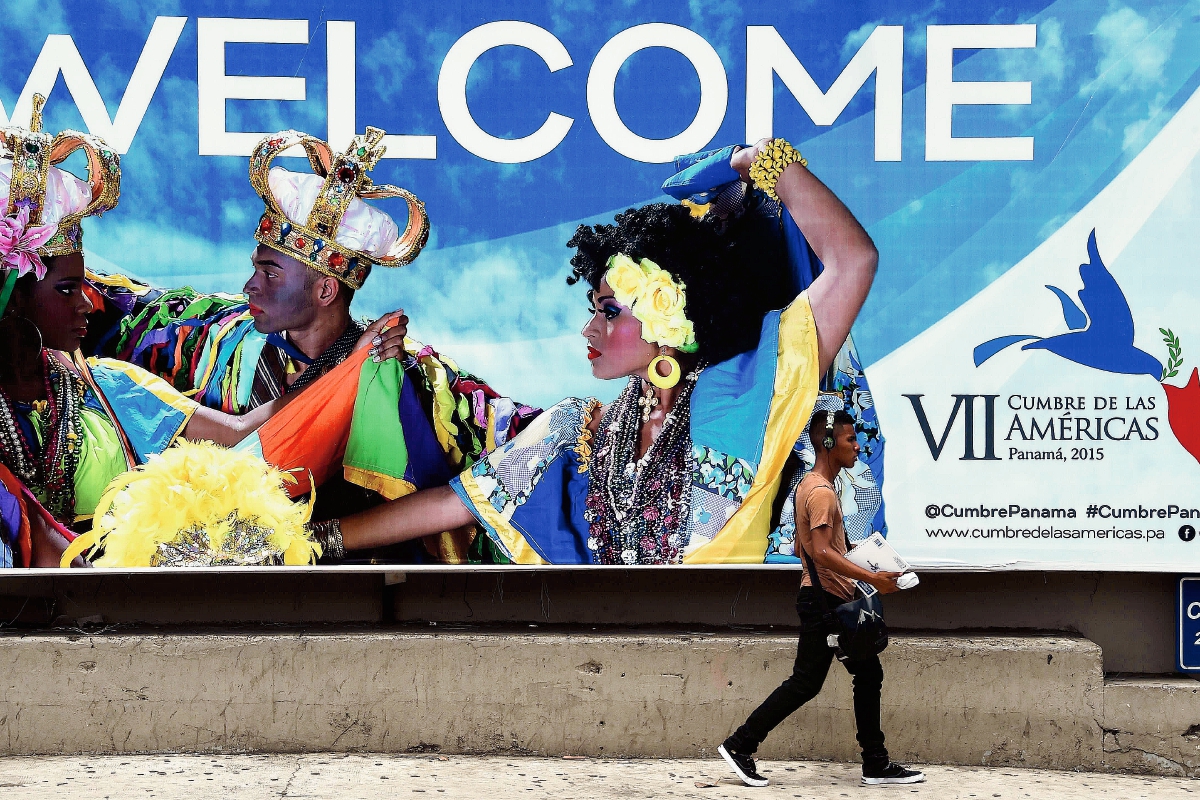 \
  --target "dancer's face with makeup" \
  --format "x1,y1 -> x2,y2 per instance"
11,253 -> 93,353
581,276 -> 660,381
